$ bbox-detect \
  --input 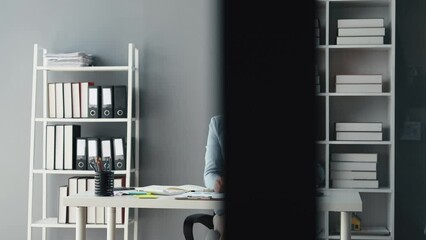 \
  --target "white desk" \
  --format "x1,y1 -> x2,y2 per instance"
63,191 -> 223,240
317,190 -> 362,240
